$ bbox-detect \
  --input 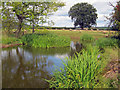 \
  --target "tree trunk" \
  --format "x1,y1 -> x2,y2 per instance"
32,21 -> 35,33
80,23 -> 84,30
32,5 -> 35,33
16,19 -> 23,38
